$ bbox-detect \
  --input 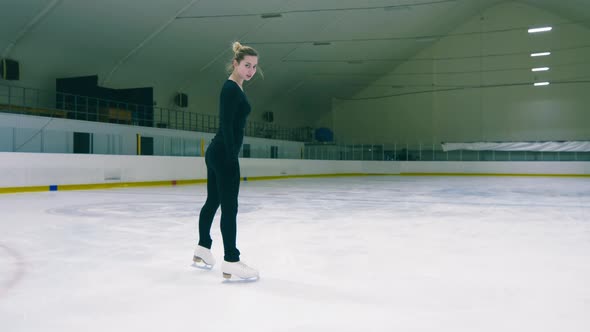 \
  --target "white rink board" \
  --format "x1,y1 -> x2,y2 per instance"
0,152 -> 588,188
